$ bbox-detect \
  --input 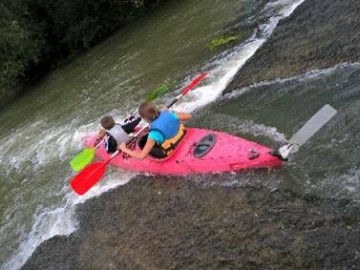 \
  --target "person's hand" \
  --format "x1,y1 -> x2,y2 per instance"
93,136 -> 102,147
119,143 -> 127,152
124,112 -> 135,122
